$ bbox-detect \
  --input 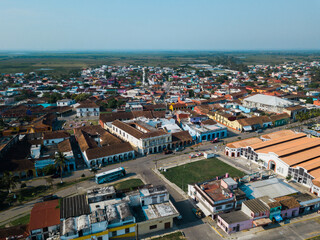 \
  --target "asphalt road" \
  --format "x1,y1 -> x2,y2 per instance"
2,117 -> 319,238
